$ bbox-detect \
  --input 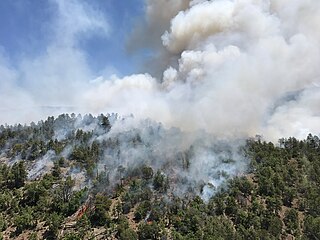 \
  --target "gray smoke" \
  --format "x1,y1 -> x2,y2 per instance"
1,0 -> 320,199
81,0 -> 320,198
91,116 -> 248,200
127,0 -> 191,77
3,0 -> 320,140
